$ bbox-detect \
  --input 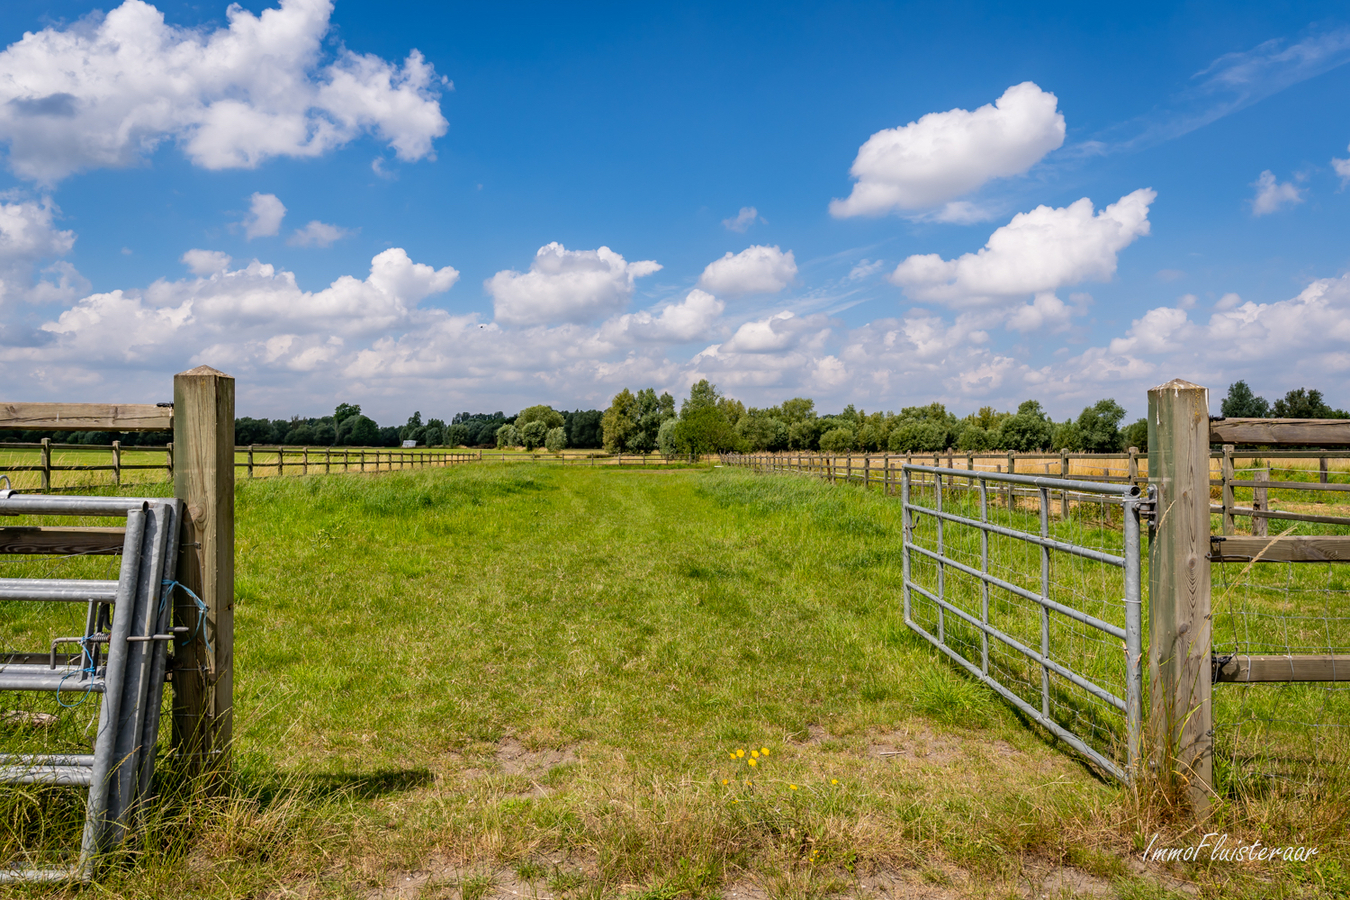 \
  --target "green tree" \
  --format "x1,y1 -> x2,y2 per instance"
1074,399 -> 1126,452
544,426 -> 567,453
672,405 -> 737,456
682,379 -> 722,415
1122,418 -> 1148,452
819,426 -> 855,453
887,420 -> 945,453
776,397 -> 816,425
657,418 -> 678,456
956,425 -> 993,451
996,400 -> 1054,452
496,423 -> 520,449
1220,381 -> 1270,418
446,423 -> 470,446
400,411 -> 425,444
1271,387 -> 1347,418
788,419 -> 822,451
517,404 -> 566,430
520,420 -> 548,450
601,389 -> 639,453
334,403 -> 362,426
338,415 -> 380,446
